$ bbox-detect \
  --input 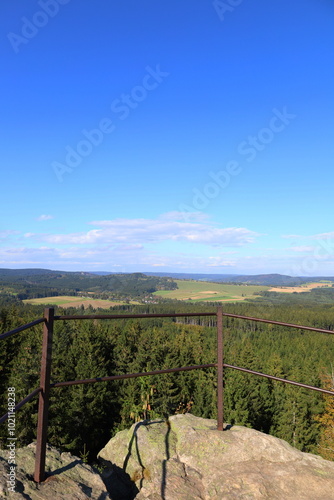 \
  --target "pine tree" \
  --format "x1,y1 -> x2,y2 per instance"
316,370 -> 334,460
